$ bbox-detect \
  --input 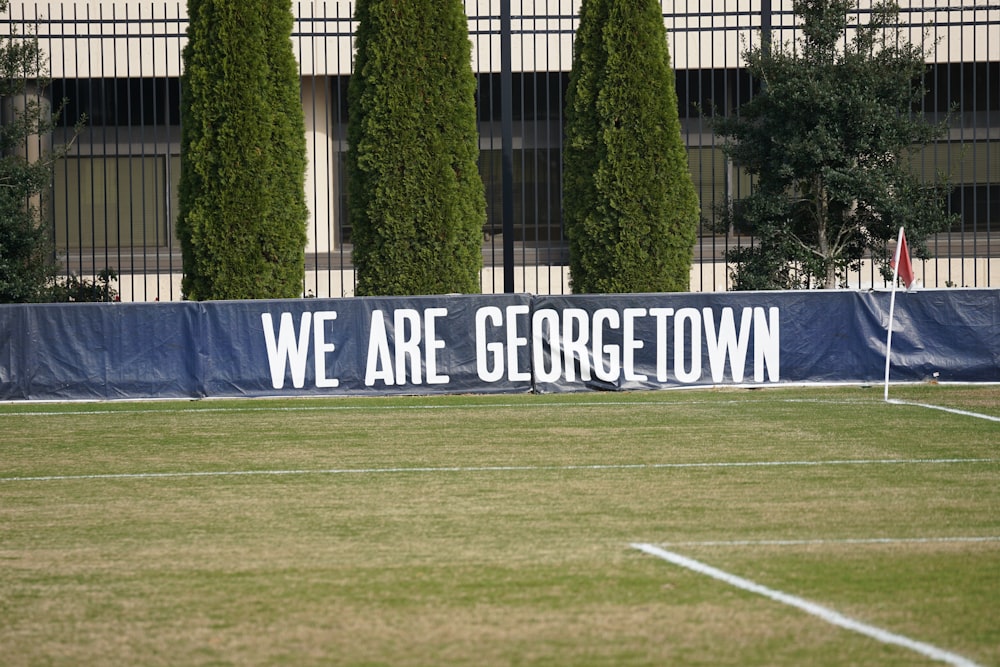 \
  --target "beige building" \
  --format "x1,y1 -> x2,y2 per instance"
3,0 -> 998,299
